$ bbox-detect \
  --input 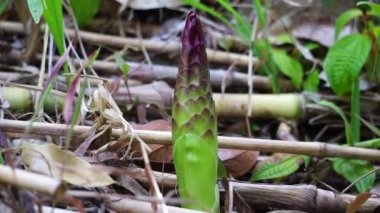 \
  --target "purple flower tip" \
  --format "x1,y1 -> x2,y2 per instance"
182,11 -> 204,50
